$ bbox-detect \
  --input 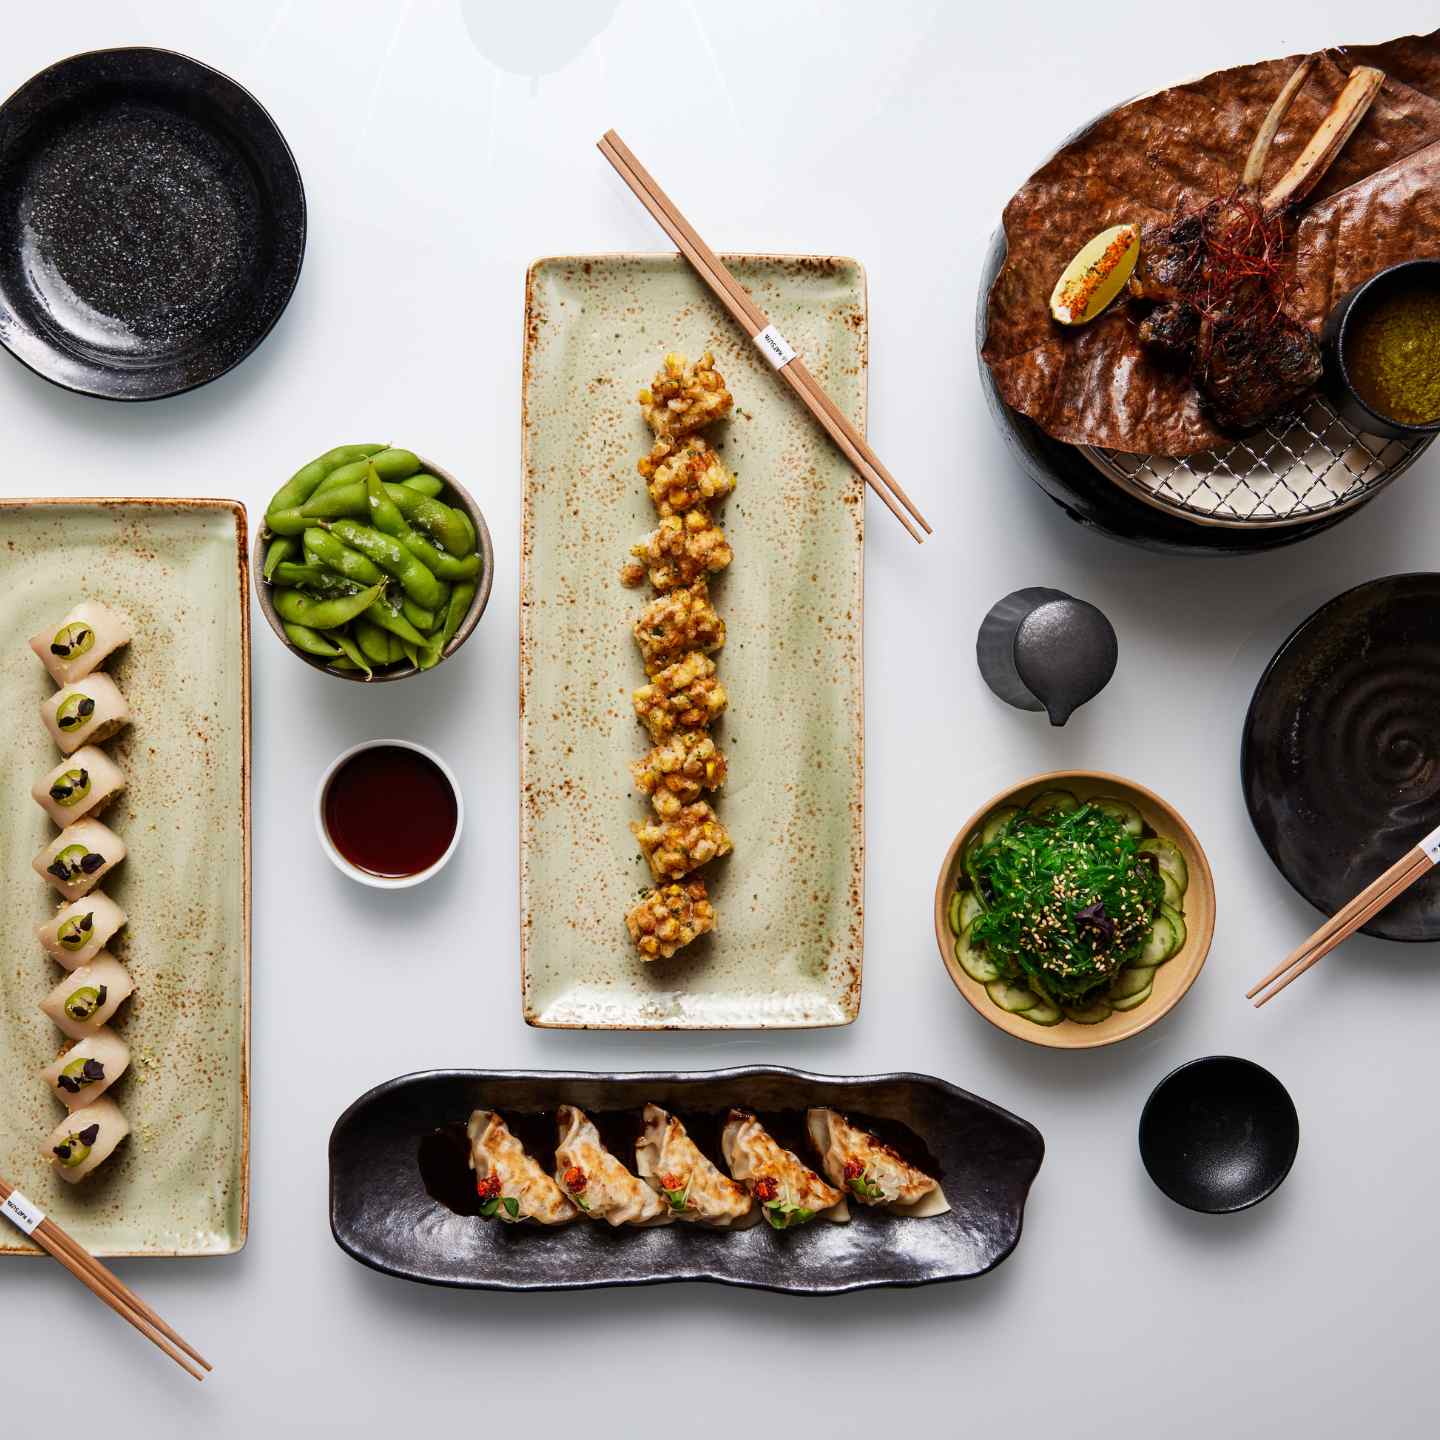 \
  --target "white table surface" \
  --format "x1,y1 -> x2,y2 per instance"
4,1 -> 1440,1433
